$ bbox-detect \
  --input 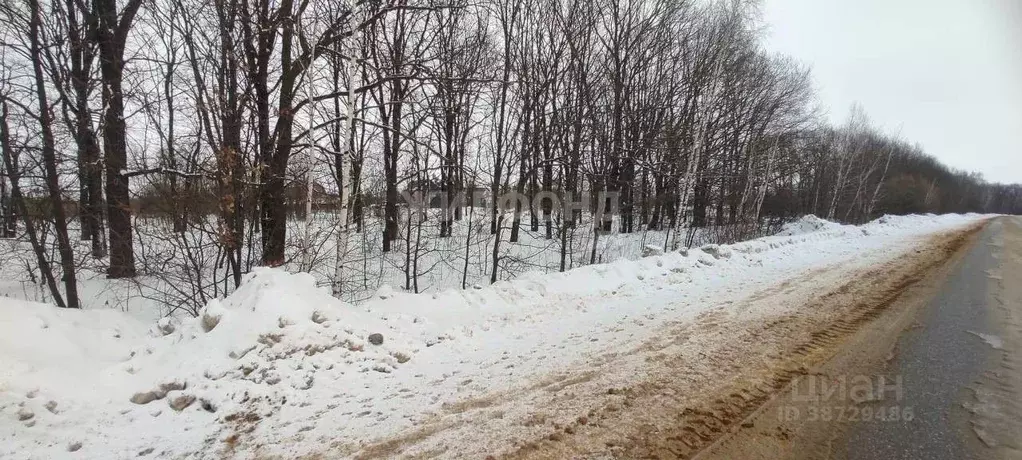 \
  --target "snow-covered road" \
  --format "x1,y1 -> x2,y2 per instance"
0,214 -> 992,459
